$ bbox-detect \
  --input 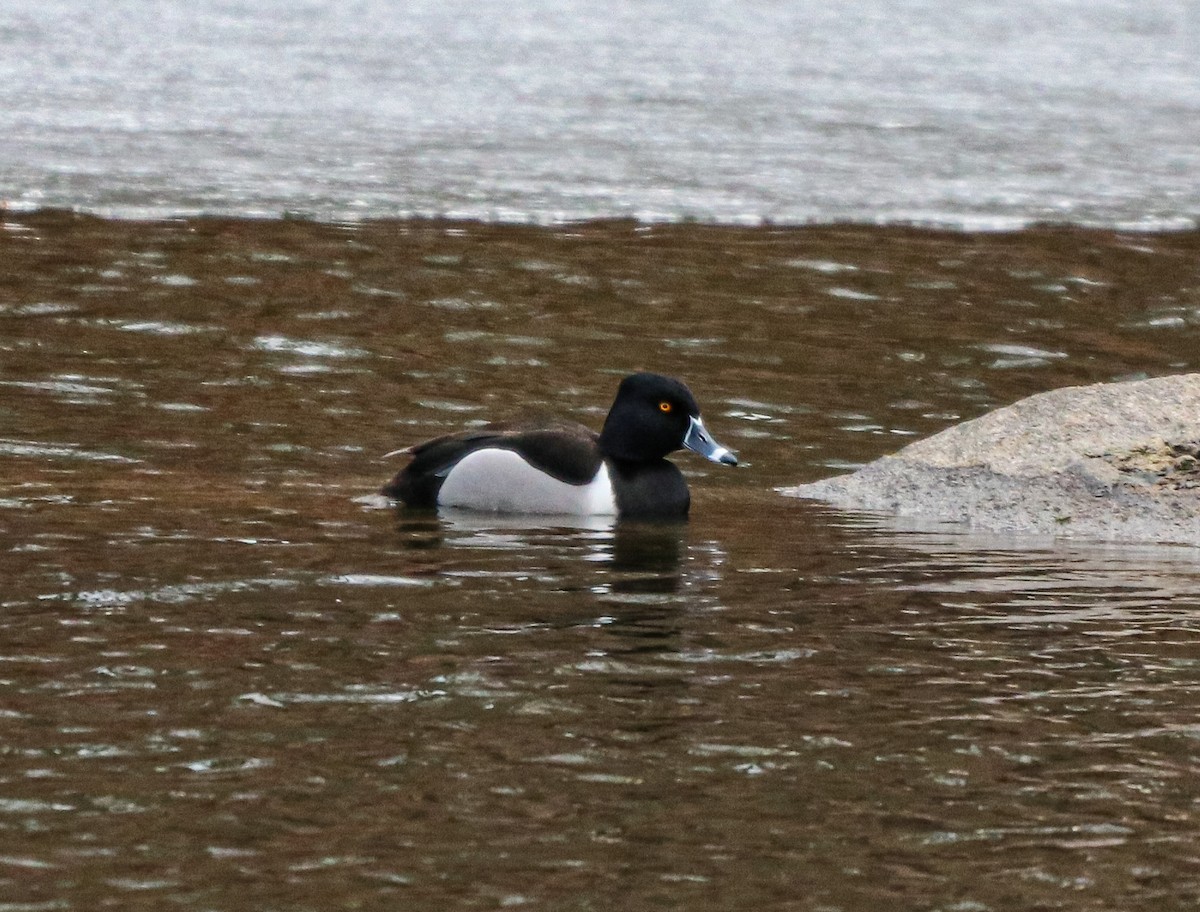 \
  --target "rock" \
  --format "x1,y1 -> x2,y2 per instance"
782,373 -> 1200,545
